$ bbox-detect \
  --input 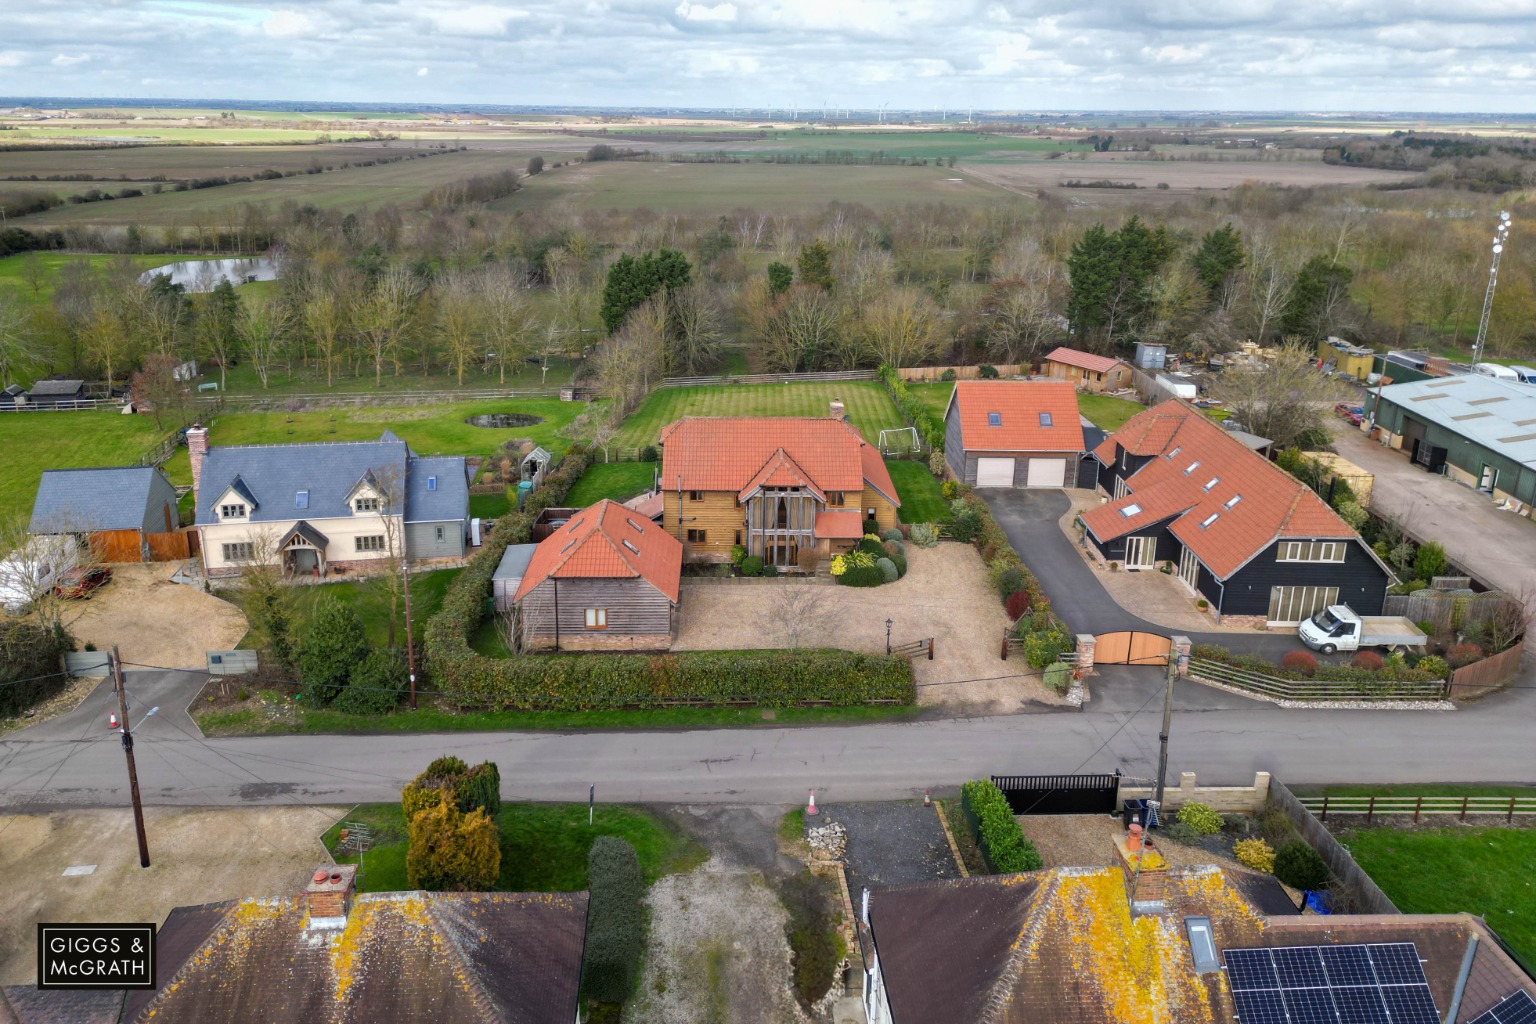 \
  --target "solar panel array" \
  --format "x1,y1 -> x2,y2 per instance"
1222,943 -> 1439,1024
1470,991 -> 1536,1024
